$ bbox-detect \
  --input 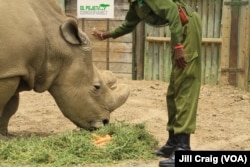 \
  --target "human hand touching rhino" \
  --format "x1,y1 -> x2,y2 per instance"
0,0 -> 130,136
